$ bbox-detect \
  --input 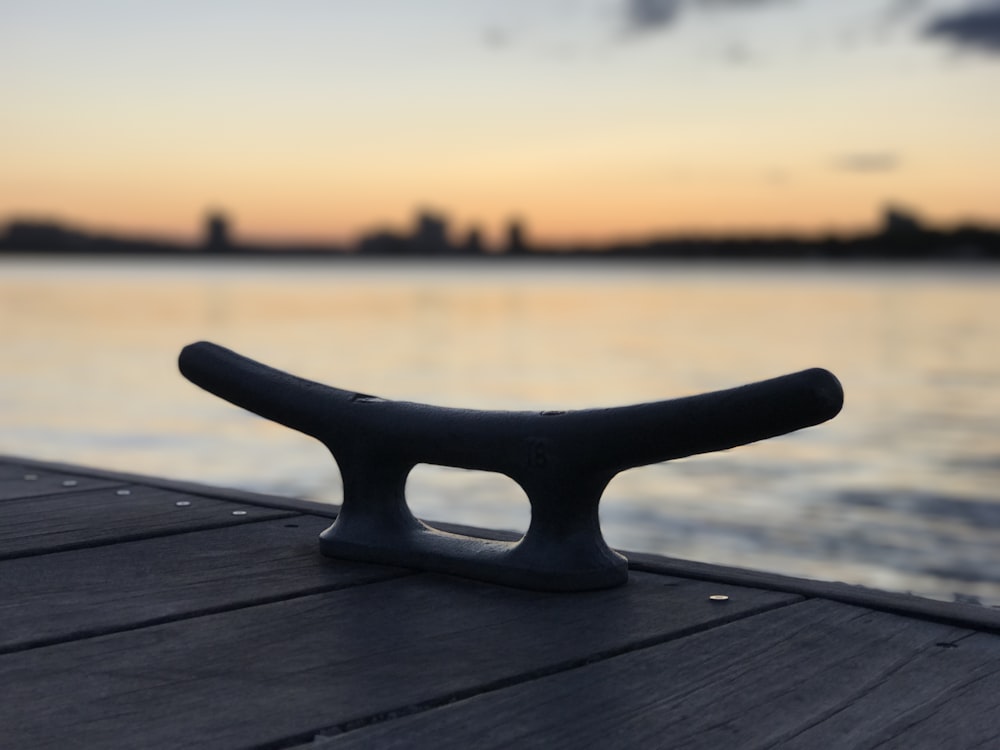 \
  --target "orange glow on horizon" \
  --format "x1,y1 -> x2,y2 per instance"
3,1 -> 1000,245
5,160 -> 998,248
